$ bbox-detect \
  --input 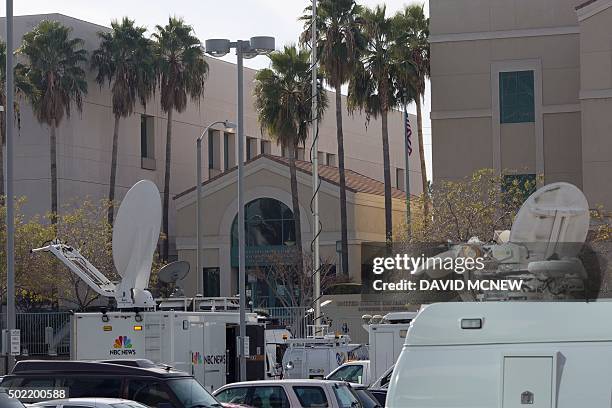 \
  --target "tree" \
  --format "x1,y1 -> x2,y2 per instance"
300,0 -> 364,277
91,18 -> 156,226
392,5 -> 430,219
152,17 -> 208,261
348,5 -> 397,247
254,45 -> 327,261
16,20 -> 88,224
0,40 -> 37,202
